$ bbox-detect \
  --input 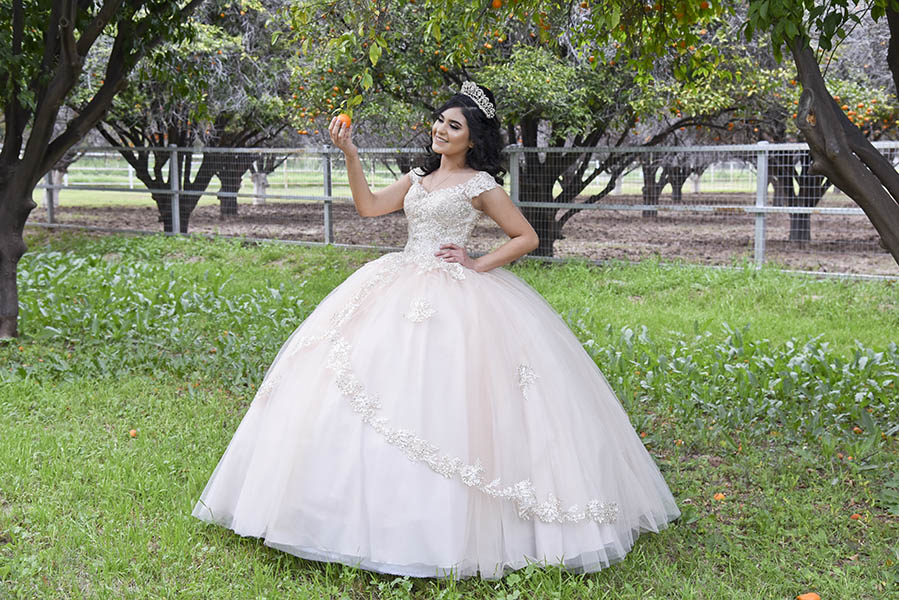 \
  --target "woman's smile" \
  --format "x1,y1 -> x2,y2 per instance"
430,107 -> 470,155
